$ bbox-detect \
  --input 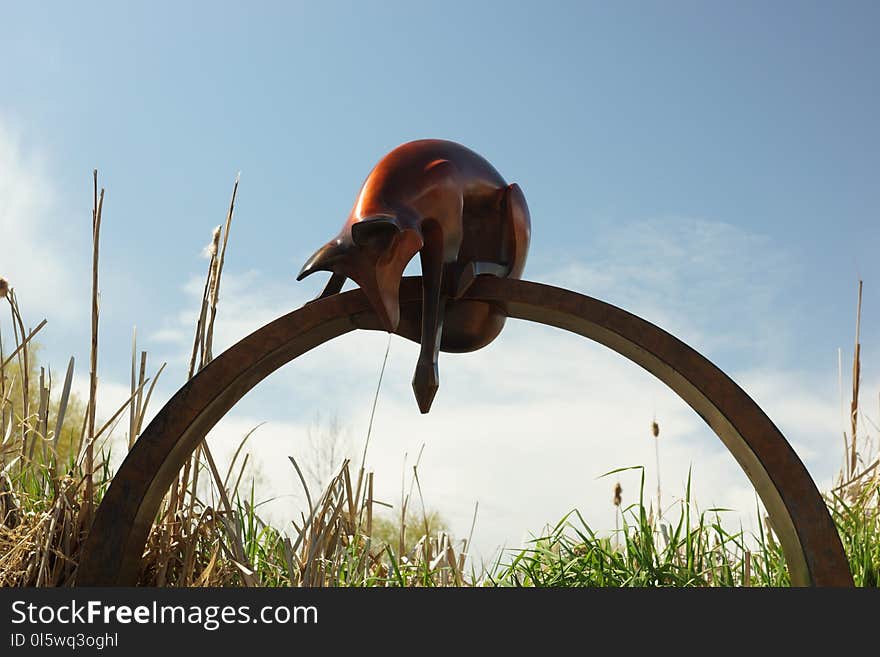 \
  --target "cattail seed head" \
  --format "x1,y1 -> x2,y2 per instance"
613,482 -> 622,507
651,420 -> 660,438
203,226 -> 222,259
0,277 -> 8,299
